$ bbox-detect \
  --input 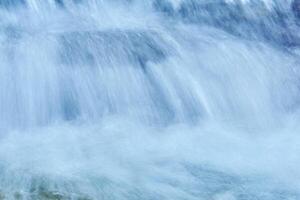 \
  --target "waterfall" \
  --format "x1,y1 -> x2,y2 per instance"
0,0 -> 299,199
